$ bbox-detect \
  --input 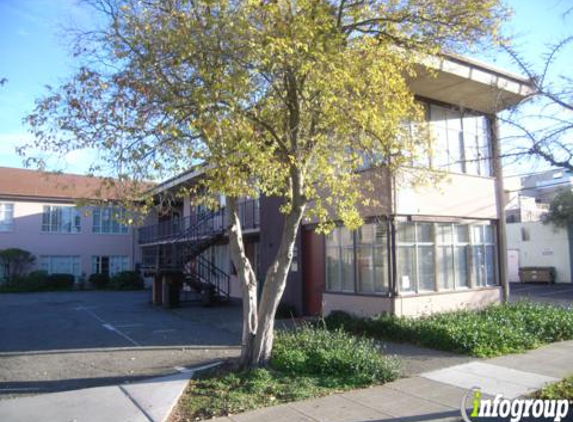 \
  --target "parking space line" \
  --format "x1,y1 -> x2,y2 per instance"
152,329 -> 177,334
76,307 -> 142,347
